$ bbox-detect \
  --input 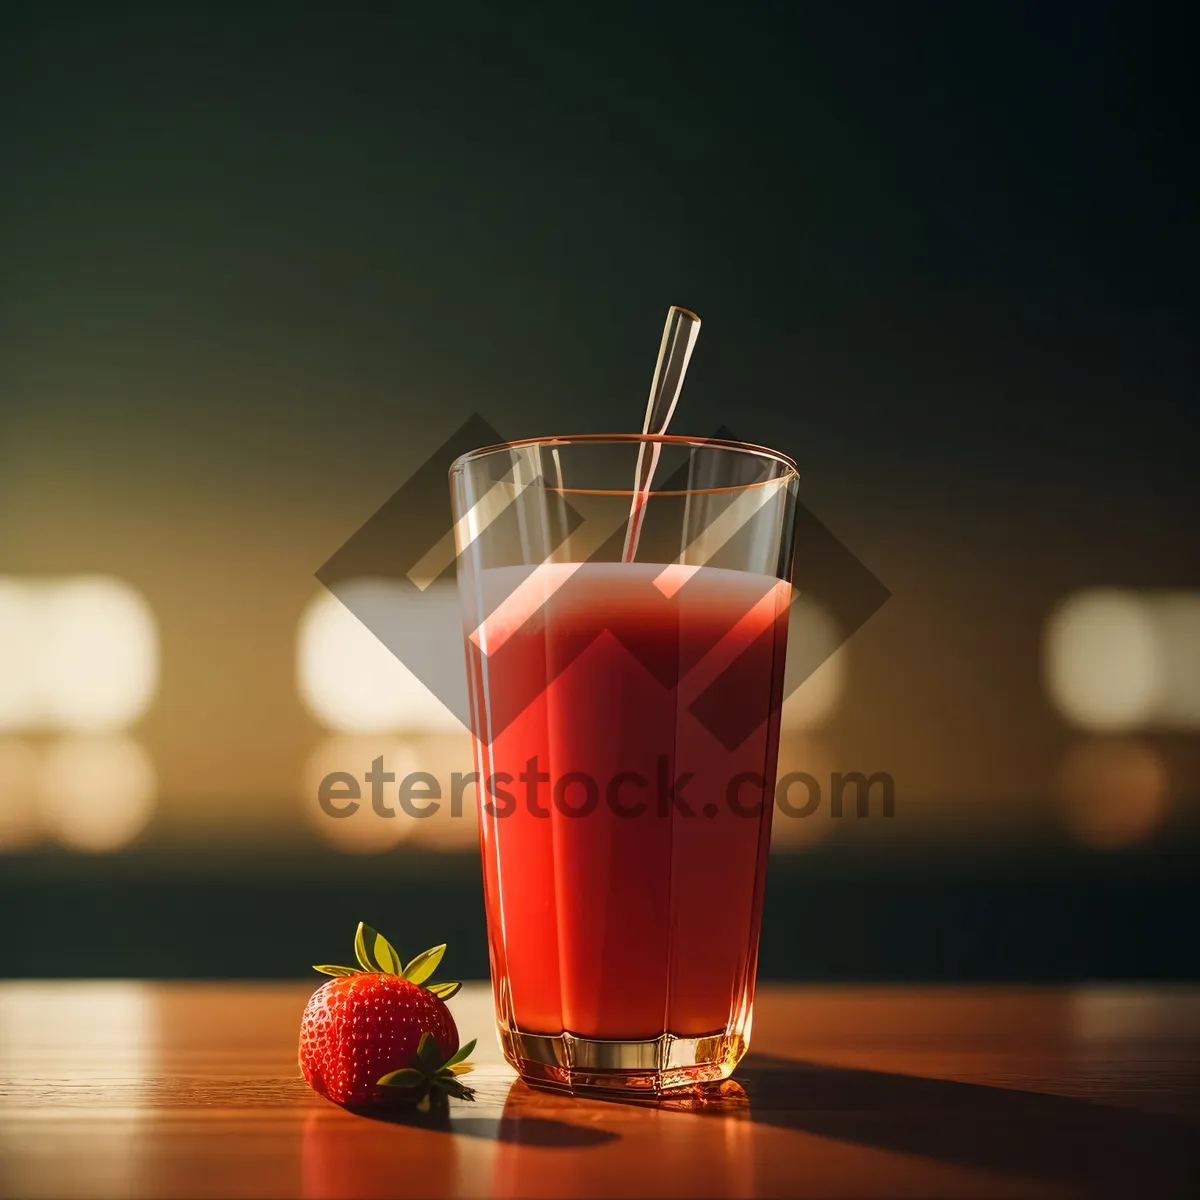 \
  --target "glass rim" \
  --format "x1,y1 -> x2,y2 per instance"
449,432 -> 799,489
